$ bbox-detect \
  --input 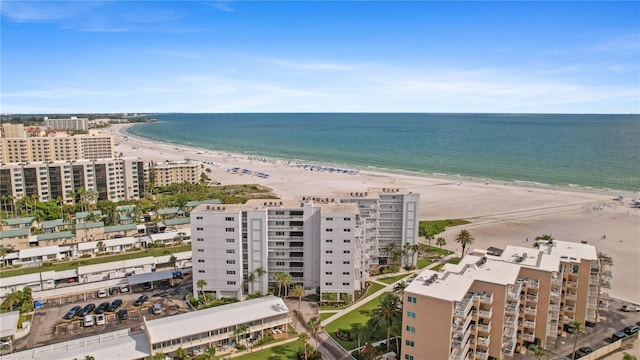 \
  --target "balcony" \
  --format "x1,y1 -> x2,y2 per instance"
601,280 -> 611,289
504,315 -> 518,329
565,293 -> 577,301
566,280 -> 578,288
527,294 -> 539,302
477,322 -> 491,333
525,307 -> 537,316
549,303 -> 561,312
453,314 -> 473,334
454,294 -> 474,319
475,350 -> 489,360
523,333 -> 535,342
502,341 -> 515,356
547,324 -> 559,338
565,305 -> 575,313
589,275 -> 599,285
523,320 -> 536,329
552,278 -> 563,287
473,293 -> 494,305
526,279 -> 540,289
476,336 -> 490,347
479,309 -> 492,319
